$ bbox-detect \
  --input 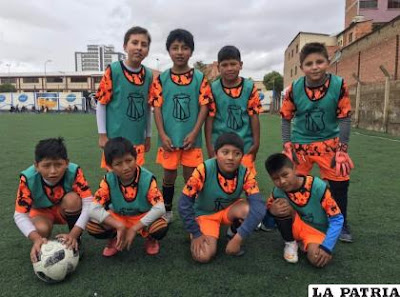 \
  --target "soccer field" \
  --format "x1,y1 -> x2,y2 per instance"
0,113 -> 399,297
